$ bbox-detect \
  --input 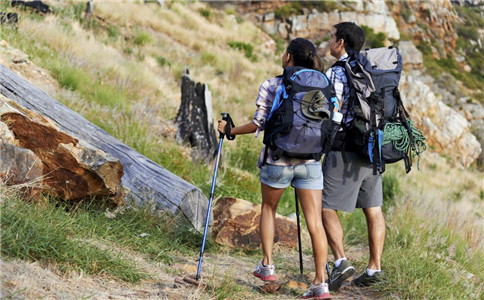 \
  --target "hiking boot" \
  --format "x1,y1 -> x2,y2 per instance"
327,259 -> 355,291
352,270 -> 385,287
302,282 -> 331,299
253,260 -> 277,282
